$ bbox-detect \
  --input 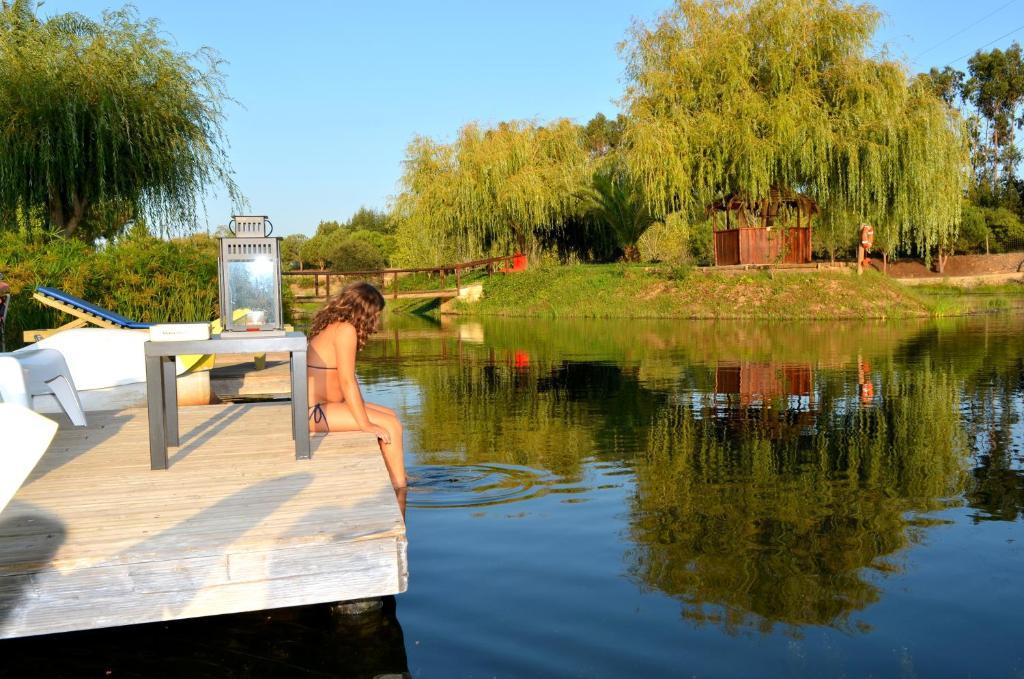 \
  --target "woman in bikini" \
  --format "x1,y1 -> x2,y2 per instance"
307,282 -> 407,490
